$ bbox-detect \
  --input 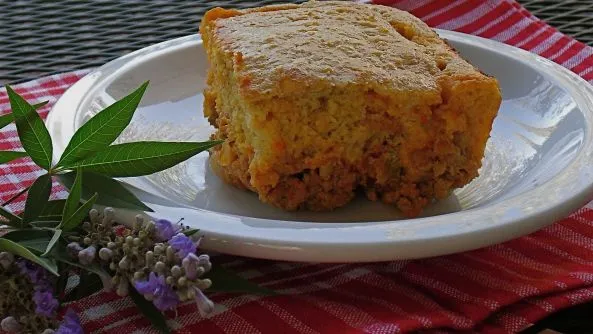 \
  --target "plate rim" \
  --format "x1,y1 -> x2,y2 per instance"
46,30 -> 593,262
